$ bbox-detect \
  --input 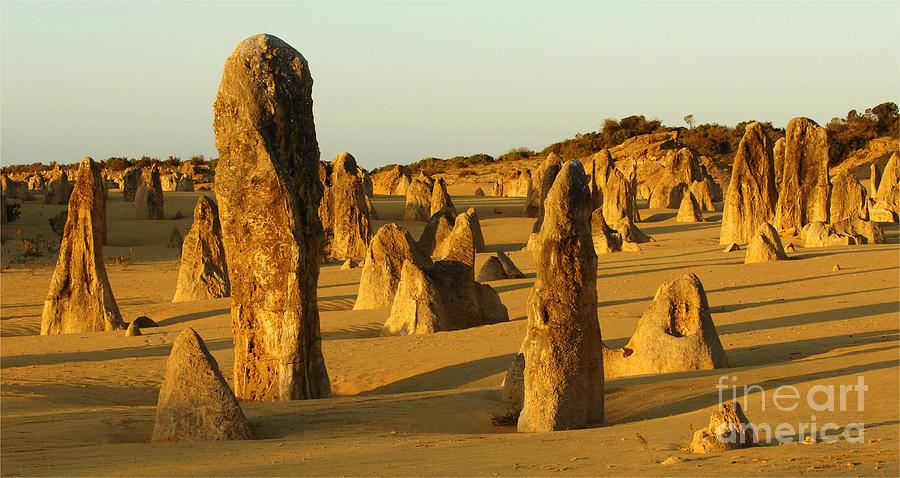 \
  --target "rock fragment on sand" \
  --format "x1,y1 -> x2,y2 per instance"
133,316 -> 159,328
603,273 -> 729,378
689,402 -> 756,454
518,160 -> 603,432
151,328 -> 250,443
496,251 -> 524,278
833,264 -> 841,271
213,34 -> 330,401
744,222 -> 788,264
723,243 -> 740,253
173,196 -> 230,303
676,192 -> 704,223
785,243 -> 795,252
474,187 -> 485,196
340,258 -> 358,270
125,322 -> 142,337
476,252 -> 524,281
41,157 -> 124,335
